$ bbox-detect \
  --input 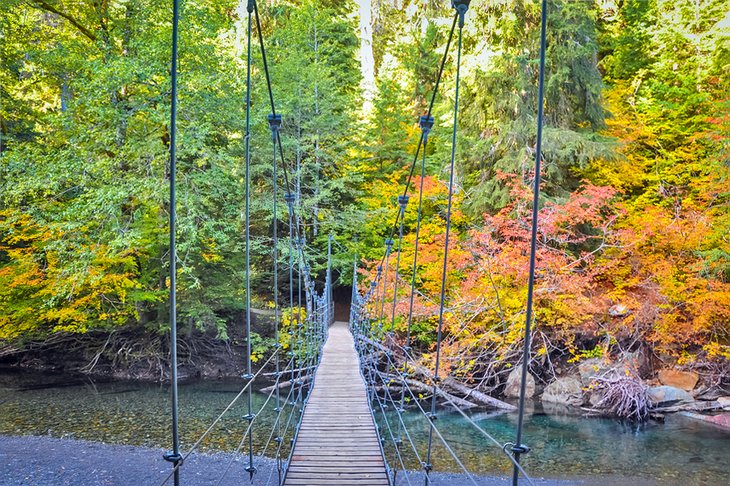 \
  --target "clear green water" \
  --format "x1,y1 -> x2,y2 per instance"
1,369 -> 728,485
